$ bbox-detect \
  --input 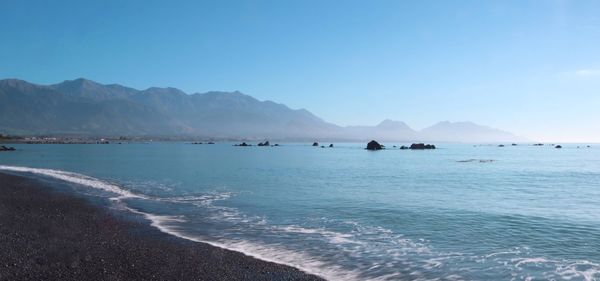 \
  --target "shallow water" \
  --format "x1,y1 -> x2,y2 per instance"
1,143 -> 599,280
